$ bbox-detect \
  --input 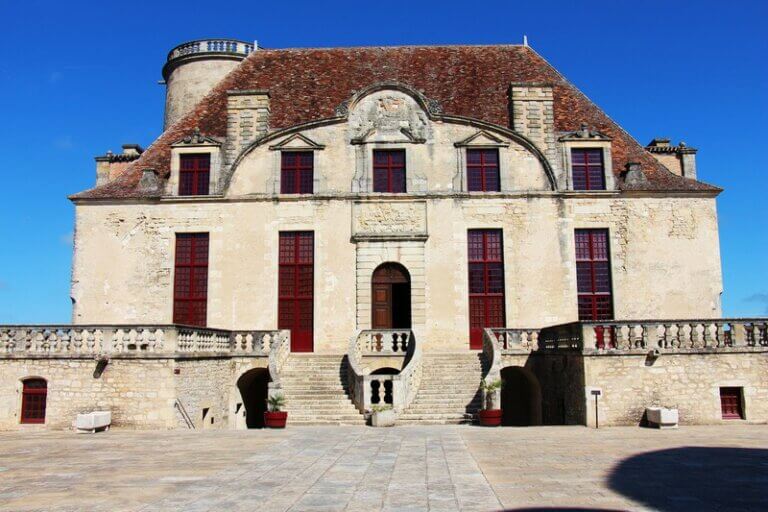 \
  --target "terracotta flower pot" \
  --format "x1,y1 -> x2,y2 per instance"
264,411 -> 288,428
478,409 -> 502,427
